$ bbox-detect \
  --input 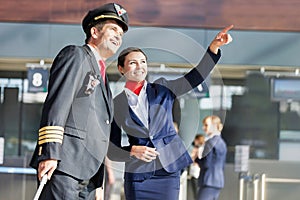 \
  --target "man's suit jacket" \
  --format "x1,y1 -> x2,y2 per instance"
196,135 -> 227,189
108,49 -> 221,181
30,45 -> 113,187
